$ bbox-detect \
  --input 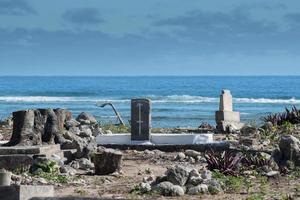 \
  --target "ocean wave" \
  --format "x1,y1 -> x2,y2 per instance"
0,95 -> 300,104
235,97 -> 300,104
0,96 -> 130,103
